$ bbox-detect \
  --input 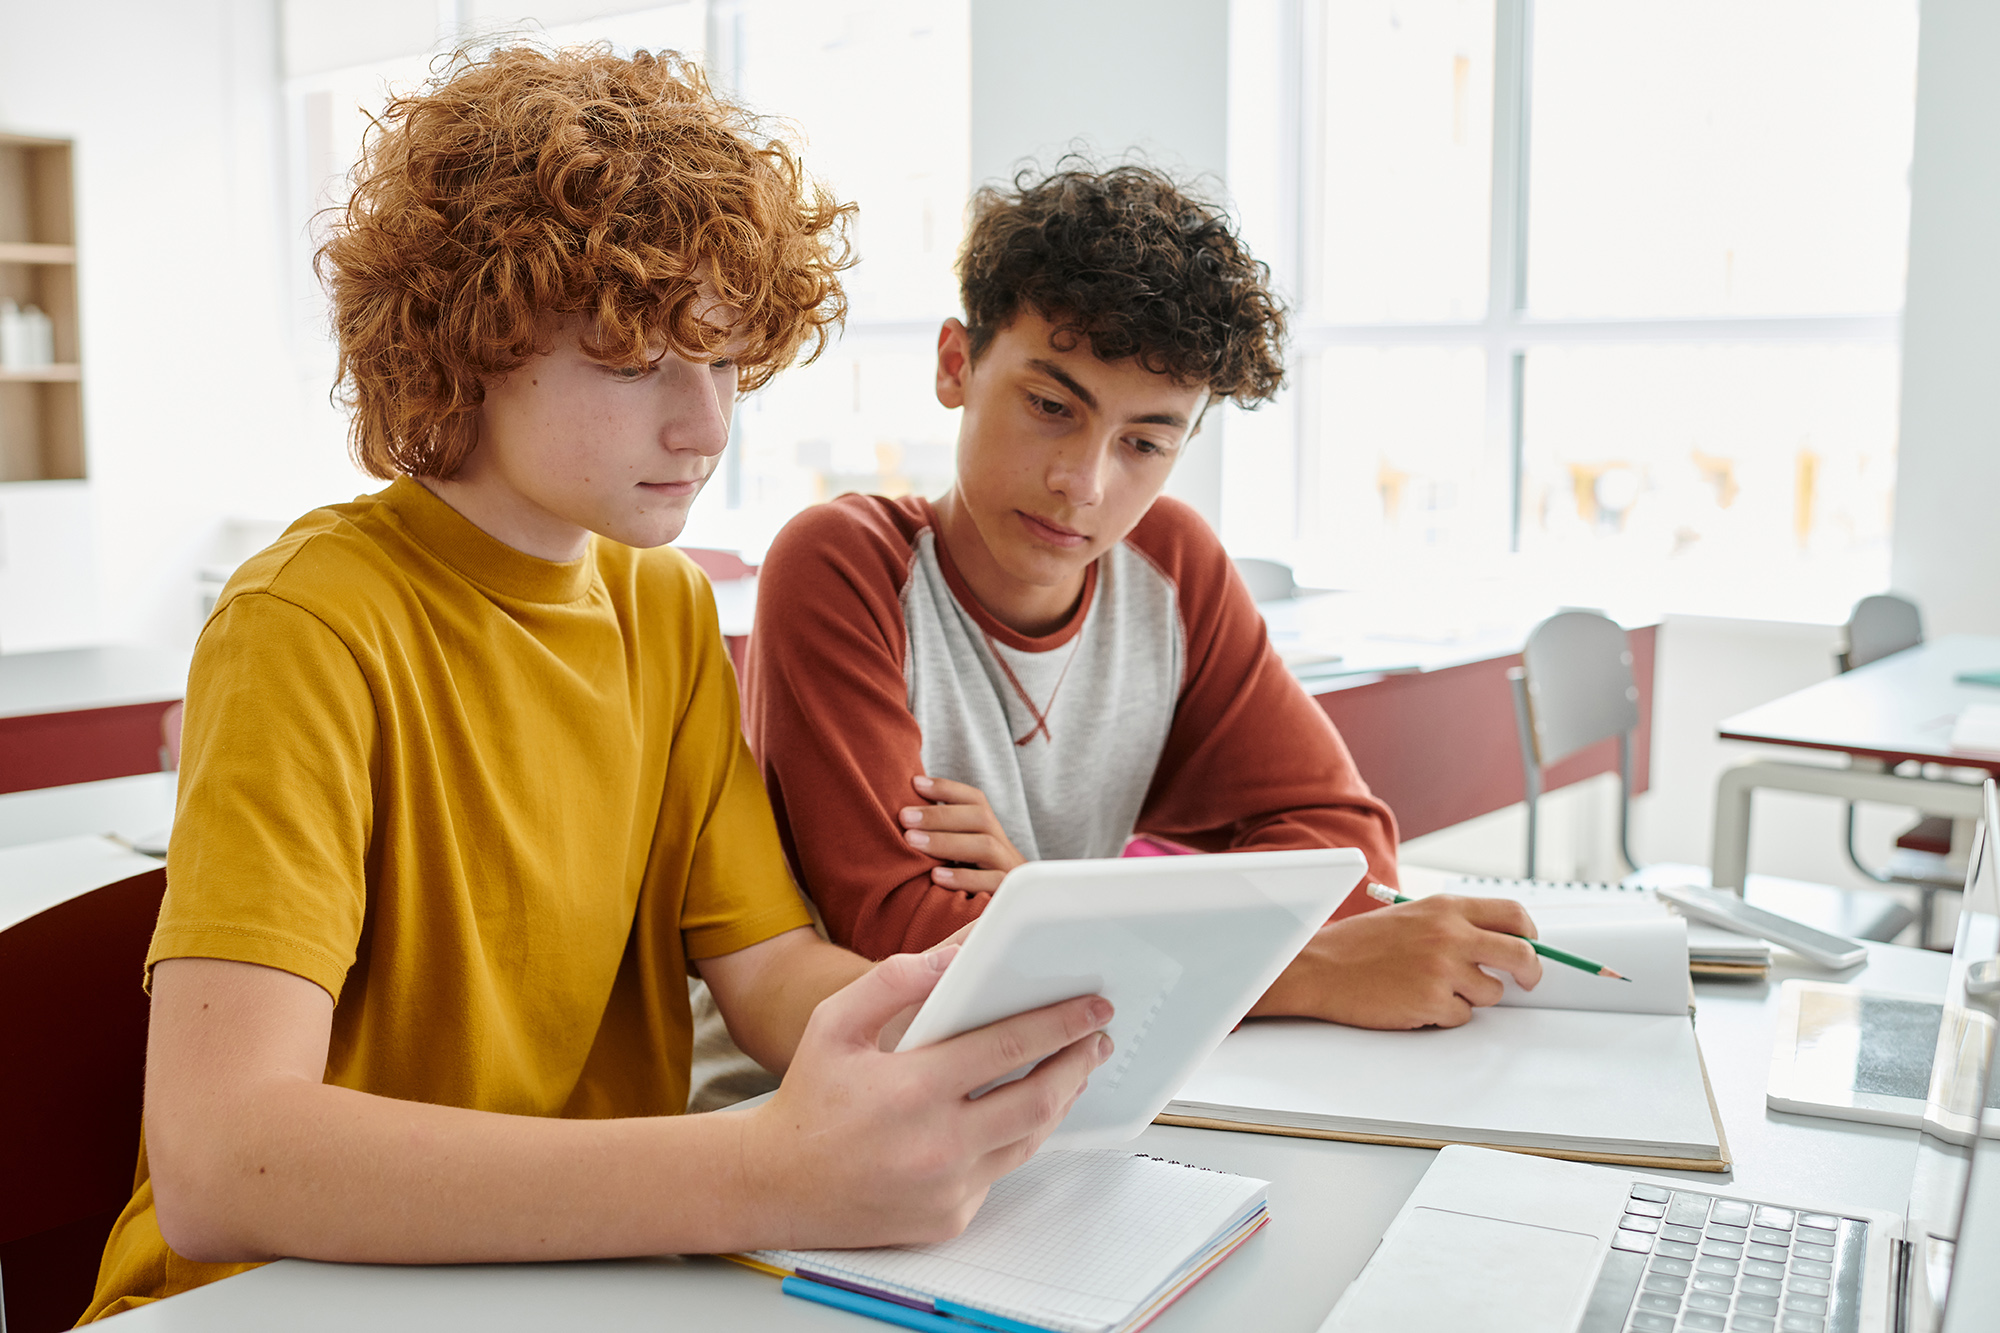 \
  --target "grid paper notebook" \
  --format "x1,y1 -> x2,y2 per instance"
748,1149 -> 1270,1333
